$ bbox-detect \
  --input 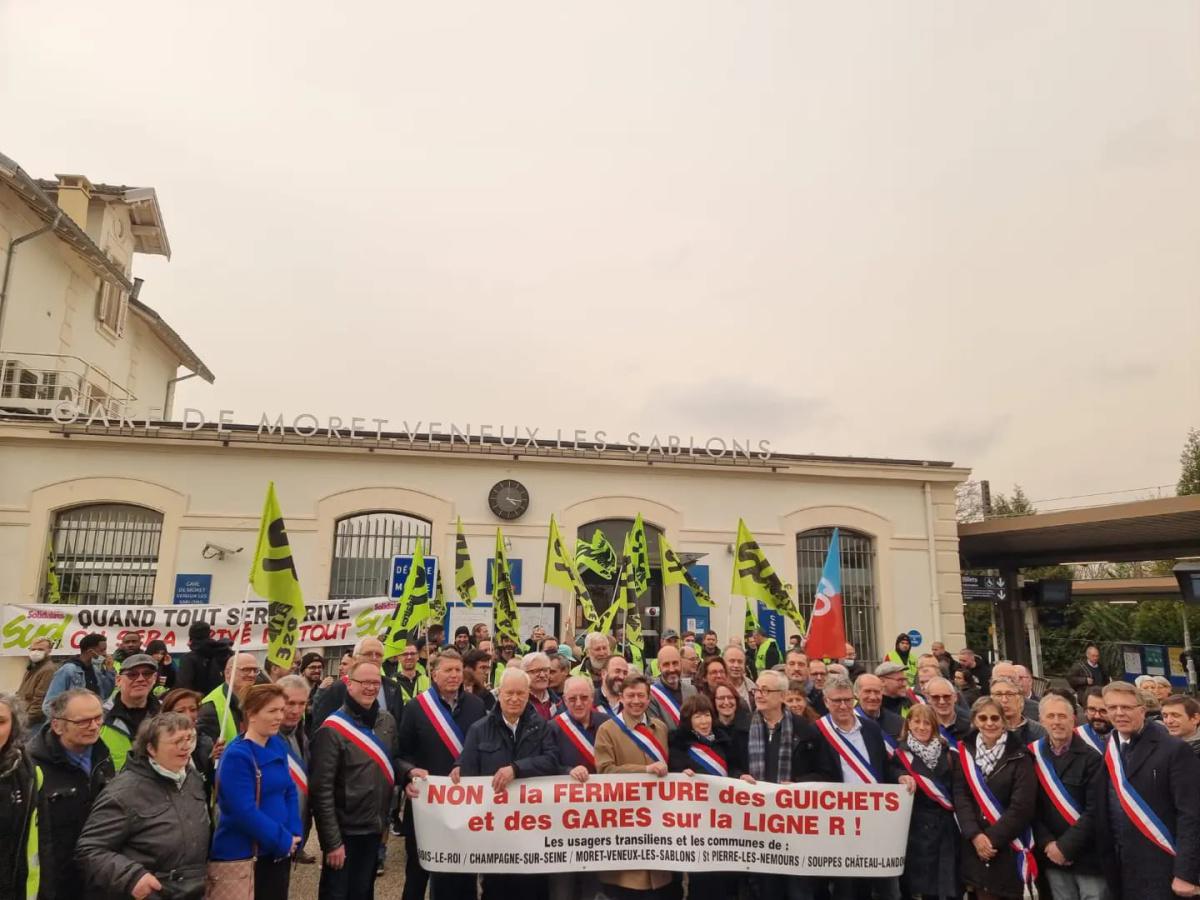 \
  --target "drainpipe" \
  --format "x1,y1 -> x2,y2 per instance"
0,210 -> 62,351
164,371 -> 198,420
924,482 -> 943,641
